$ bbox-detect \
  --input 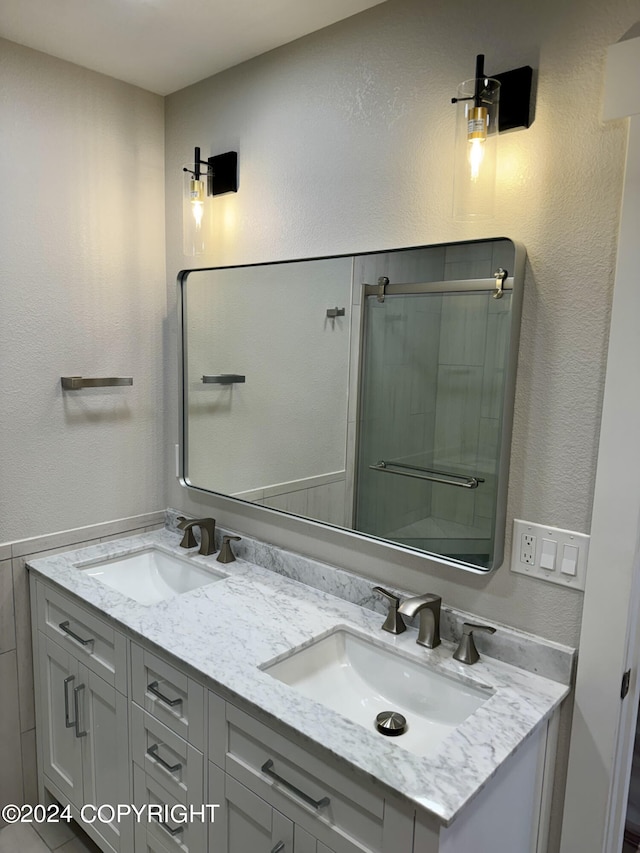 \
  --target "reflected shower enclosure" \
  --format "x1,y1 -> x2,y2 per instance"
356,287 -> 512,569
179,238 -> 524,573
